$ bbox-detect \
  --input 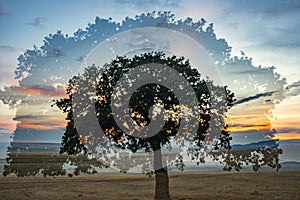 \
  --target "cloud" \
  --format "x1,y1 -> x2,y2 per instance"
114,0 -> 181,8
255,30 -> 300,50
226,0 -> 300,16
4,85 -> 67,98
0,62 -> 18,90
0,11 -> 289,147
286,80 -> 300,89
274,128 -> 300,134
231,68 -> 275,75
285,81 -> 300,97
216,0 -> 300,57
268,42 -> 300,49
230,123 -> 270,128
18,120 -> 67,131
75,56 -> 86,62
28,17 -> 47,28
271,133 -> 300,140
0,120 -> 16,134
0,45 -> 23,53
0,4 -> 10,18
47,48 -> 65,58
233,91 -> 276,105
